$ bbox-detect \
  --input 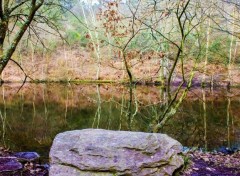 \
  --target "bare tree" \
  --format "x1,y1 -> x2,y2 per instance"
0,0 -> 64,81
